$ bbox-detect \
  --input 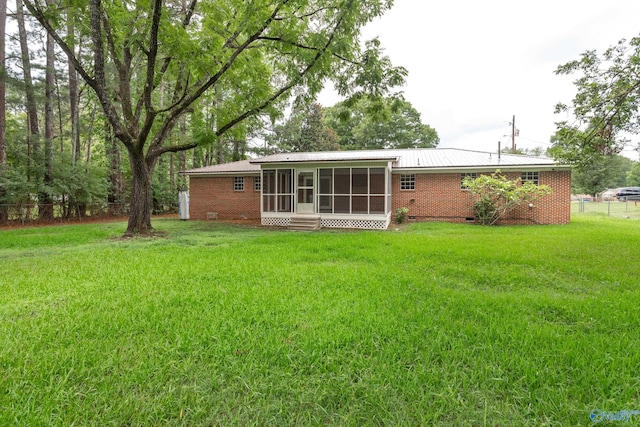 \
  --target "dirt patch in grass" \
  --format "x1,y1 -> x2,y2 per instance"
0,213 -> 180,230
